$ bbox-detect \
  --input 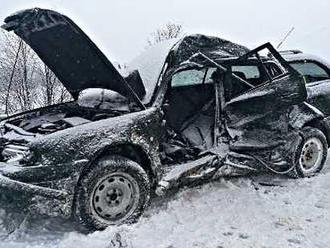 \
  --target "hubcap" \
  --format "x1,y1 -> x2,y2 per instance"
299,137 -> 323,173
91,172 -> 140,224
